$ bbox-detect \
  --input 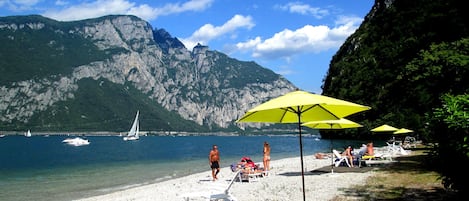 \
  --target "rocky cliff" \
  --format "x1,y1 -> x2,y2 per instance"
0,15 -> 296,131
